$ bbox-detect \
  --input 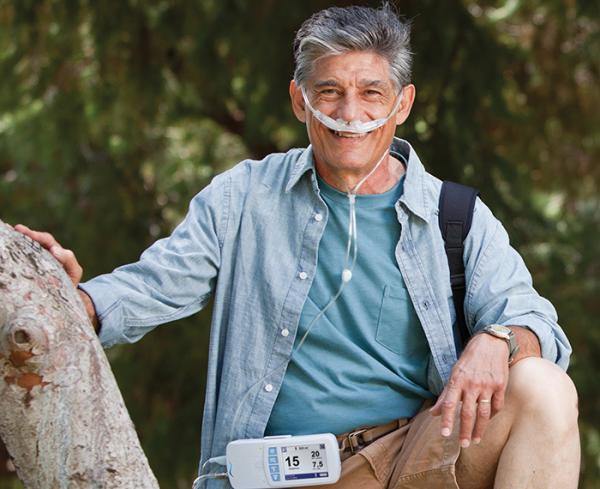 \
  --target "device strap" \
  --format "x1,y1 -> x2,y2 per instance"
438,181 -> 480,351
